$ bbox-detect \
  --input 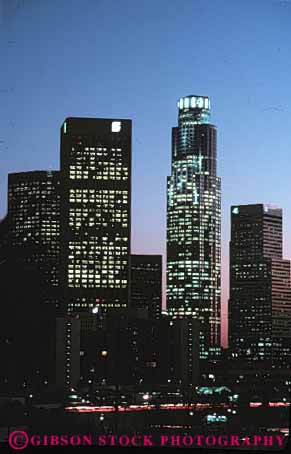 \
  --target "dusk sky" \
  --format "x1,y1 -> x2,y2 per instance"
1,0 -> 291,346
